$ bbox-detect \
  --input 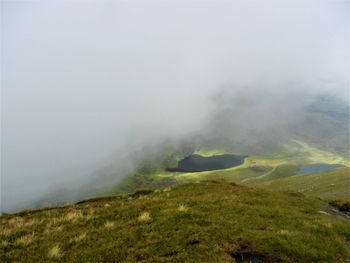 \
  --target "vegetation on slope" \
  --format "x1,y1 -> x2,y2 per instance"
1,181 -> 350,262
256,167 -> 350,200
112,139 -> 347,192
